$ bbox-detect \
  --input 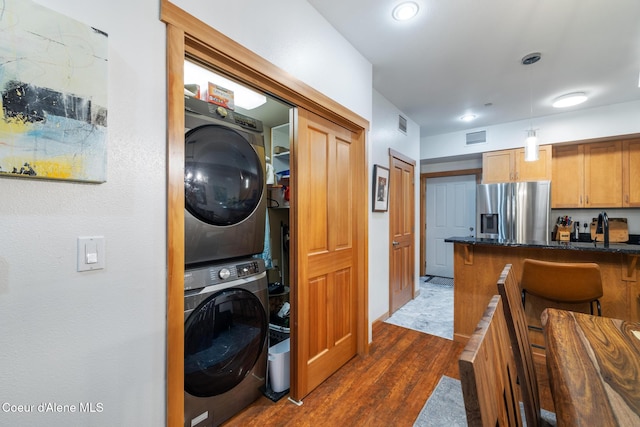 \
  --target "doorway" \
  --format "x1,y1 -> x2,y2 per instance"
162,2 -> 369,423
420,169 -> 481,277
425,175 -> 476,278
